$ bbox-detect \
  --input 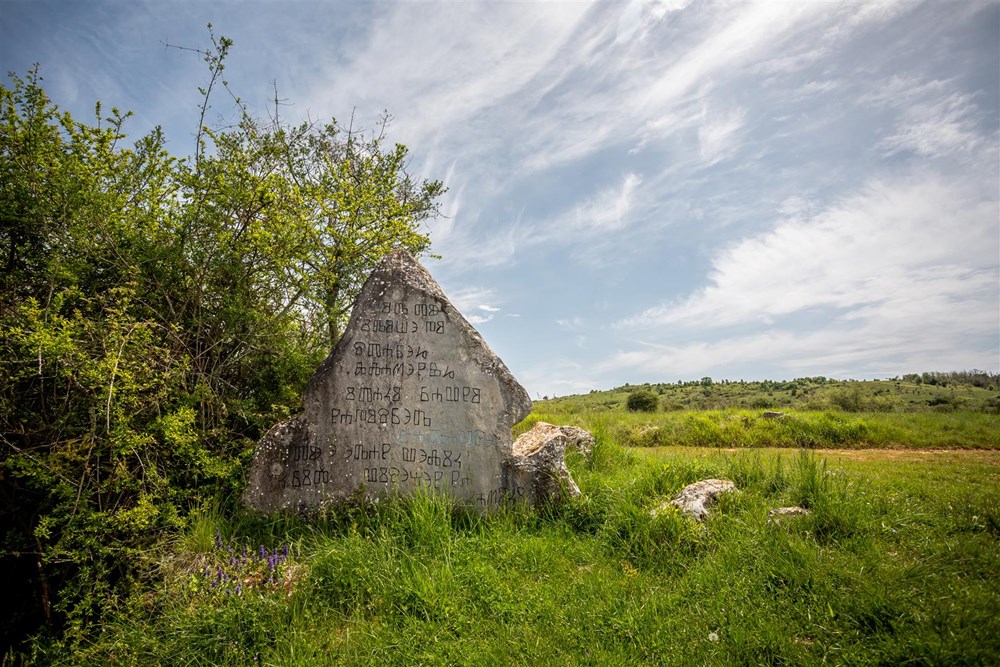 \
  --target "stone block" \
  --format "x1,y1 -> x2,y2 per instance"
244,250 -> 532,513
